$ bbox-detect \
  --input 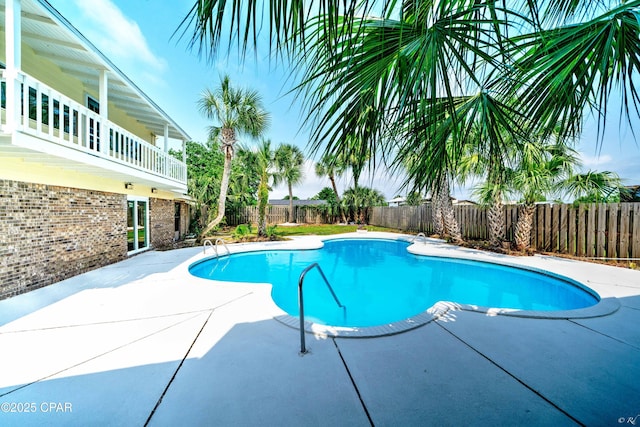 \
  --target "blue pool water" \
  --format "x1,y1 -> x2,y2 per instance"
189,239 -> 599,327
